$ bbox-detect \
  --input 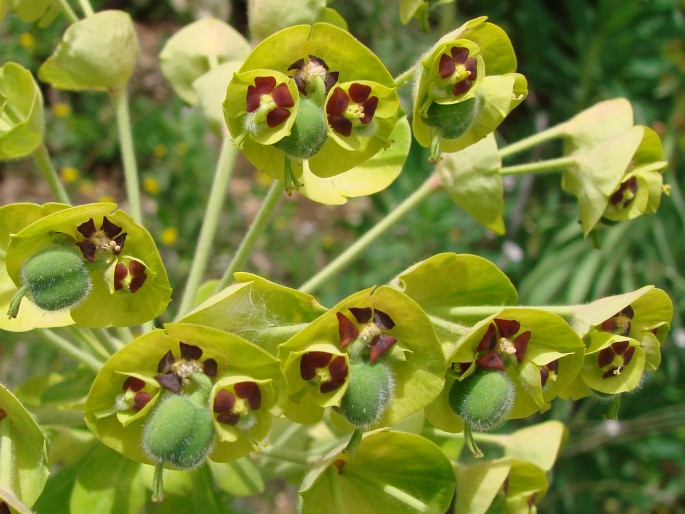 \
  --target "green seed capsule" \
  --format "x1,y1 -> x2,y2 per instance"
448,369 -> 514,432
275,98 -> 328,158
339,360 -> 394,427
21,246 -> 91,311
425,97 -> 478,139
143,394 -> 214,469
